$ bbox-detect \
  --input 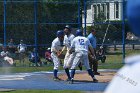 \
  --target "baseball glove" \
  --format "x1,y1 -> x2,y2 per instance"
57,51 -> 65,59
